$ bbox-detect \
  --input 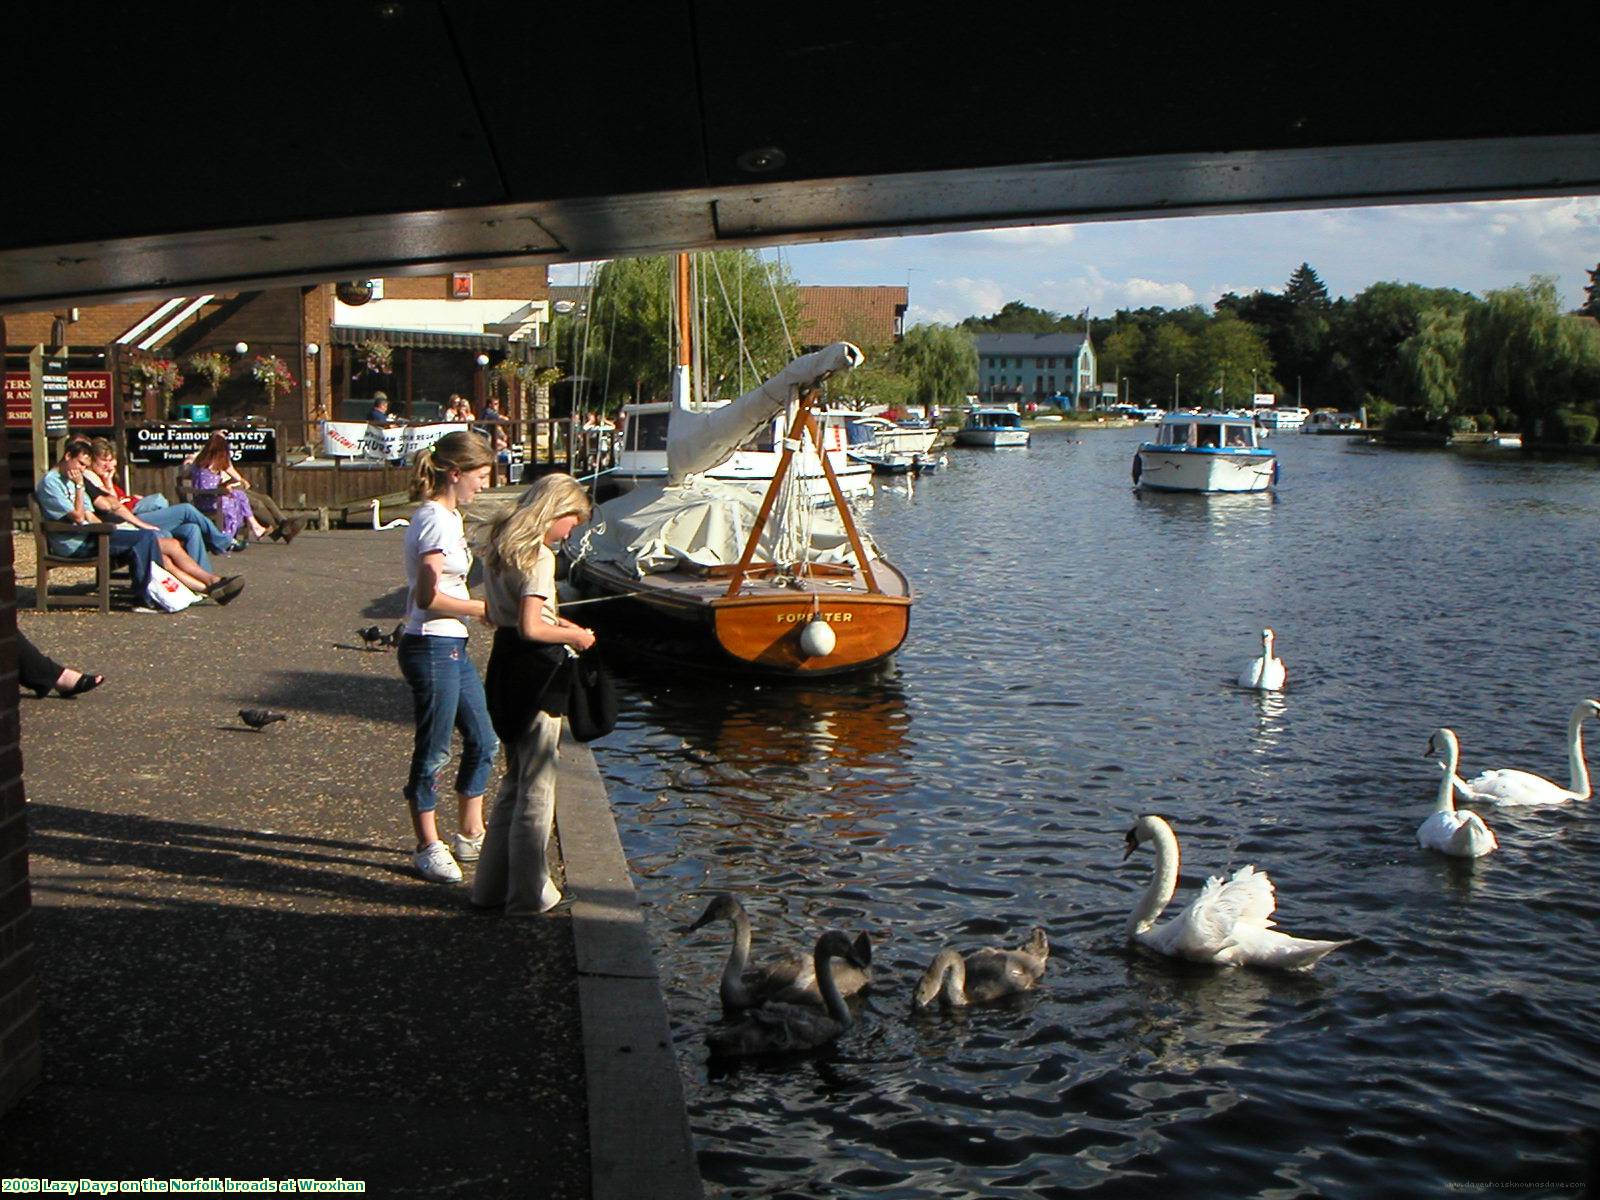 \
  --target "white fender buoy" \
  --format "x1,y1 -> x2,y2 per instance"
798,618 -> 836,658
